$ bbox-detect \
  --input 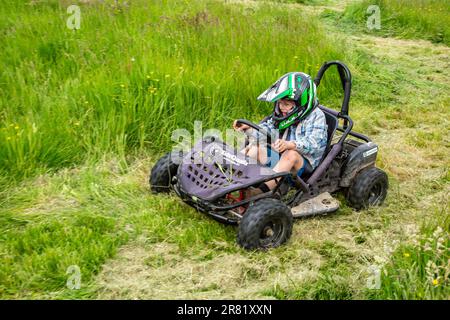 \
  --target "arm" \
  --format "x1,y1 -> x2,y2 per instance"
233,117 -> 274,134
234,117 -> 279,146
255,117 -> 276,139
293,111 -> 328,157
